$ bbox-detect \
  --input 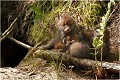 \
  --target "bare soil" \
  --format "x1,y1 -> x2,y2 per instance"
0,58 -> 89,80
105,3 -> 120,62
